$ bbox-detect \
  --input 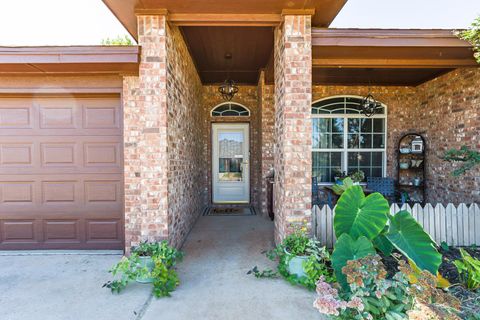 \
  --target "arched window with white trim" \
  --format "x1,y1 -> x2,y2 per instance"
312,96 -> 387,183
211,102 -> 250,117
